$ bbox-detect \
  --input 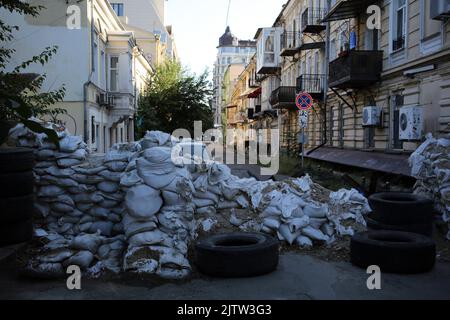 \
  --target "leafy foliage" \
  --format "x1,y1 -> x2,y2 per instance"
0,0 -> 66,146
137,61 -> 213,138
